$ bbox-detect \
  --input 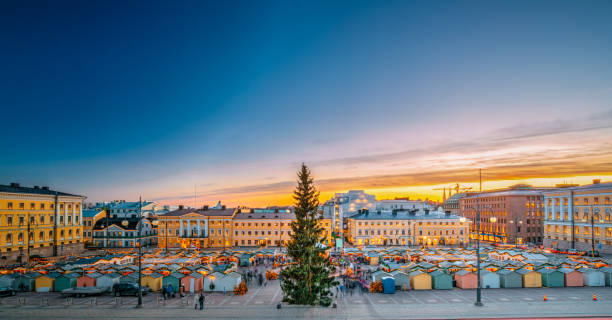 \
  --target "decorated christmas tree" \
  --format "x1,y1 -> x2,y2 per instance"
281,164 -> 338,306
